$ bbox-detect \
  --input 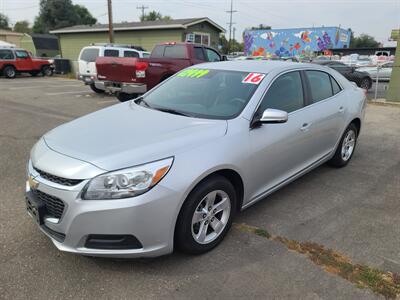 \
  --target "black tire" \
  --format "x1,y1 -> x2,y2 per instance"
41,66 -> 53,77
360,77 -> 371,90
89,83 -> 105,94
3,66 -> 16,79
328,123 -> 358,168
116,92 -> 137,102
30,71 -> 39,77
175,175 -> 237,255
